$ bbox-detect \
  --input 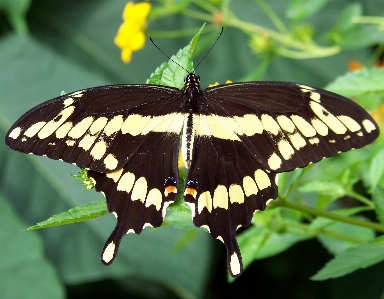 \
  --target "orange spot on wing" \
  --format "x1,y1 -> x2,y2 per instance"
165,185 -> 177,196
185,187 -> 197,198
